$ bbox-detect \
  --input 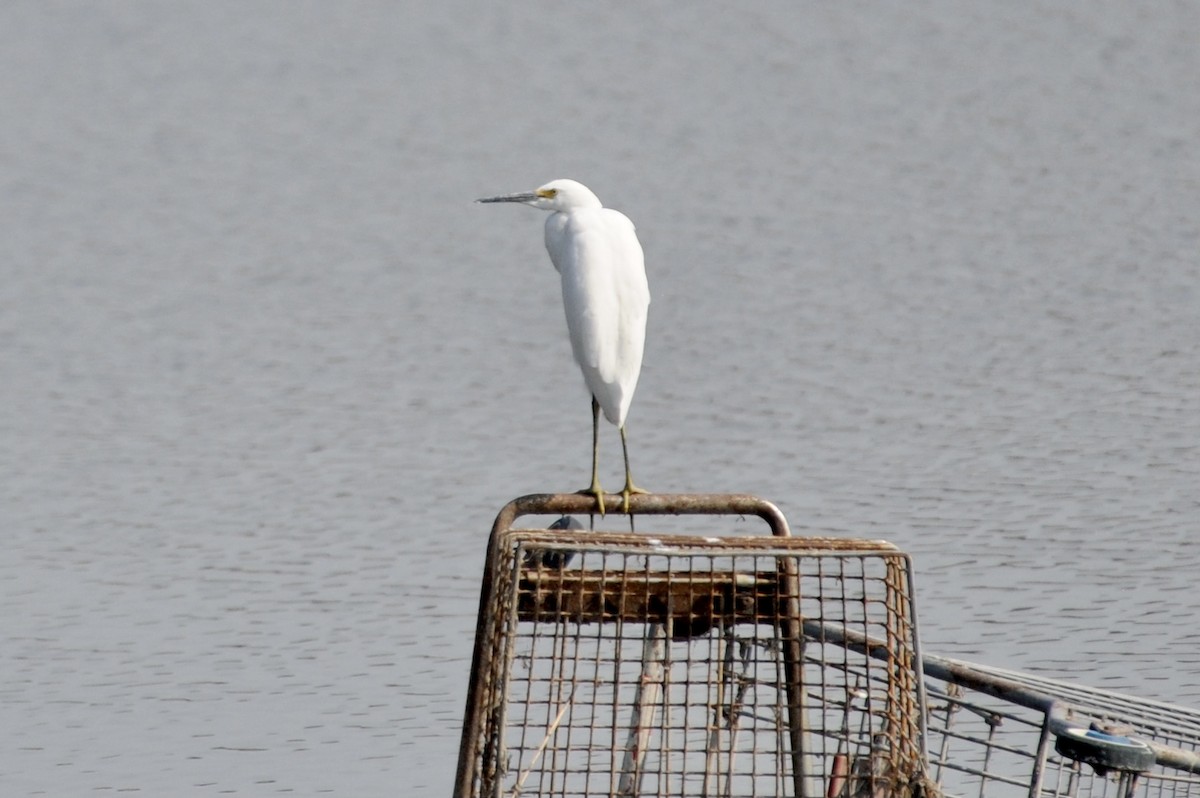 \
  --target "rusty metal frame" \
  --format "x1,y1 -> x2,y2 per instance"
452,493 -> 1200,798
918,653 -> 1200,798
454,494 -> 796,798
452,493 -> 928,798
